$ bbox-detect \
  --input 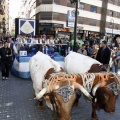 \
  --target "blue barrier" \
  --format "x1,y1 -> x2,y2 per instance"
11,52 -> 64,79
